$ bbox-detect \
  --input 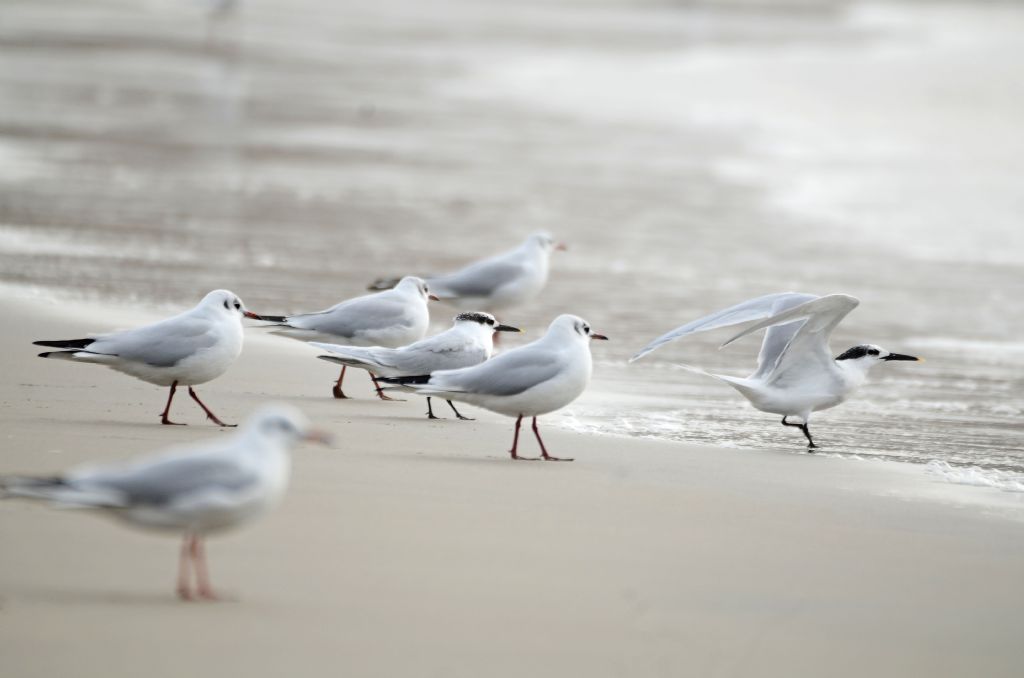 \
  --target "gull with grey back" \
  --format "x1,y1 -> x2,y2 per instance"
381,314 -> 608,461
33,289 -> 262,426
0,404 -> 330,600
311,311 -> 521,420
631,293 -> 921,449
